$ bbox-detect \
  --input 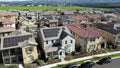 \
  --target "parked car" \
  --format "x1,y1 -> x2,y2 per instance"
97,57 -> 111,65
79,61 -> 95,68
64,64 -> 78,68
